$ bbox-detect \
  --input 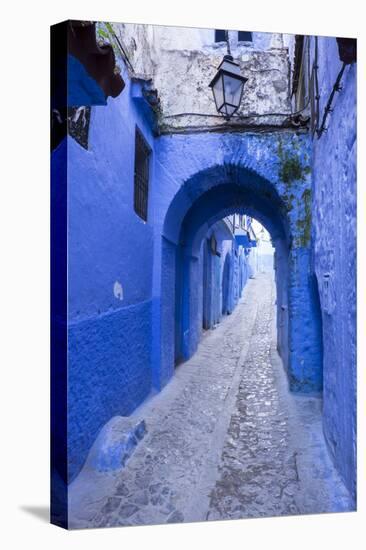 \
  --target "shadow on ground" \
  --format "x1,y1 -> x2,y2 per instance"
20,506 -> 49,523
